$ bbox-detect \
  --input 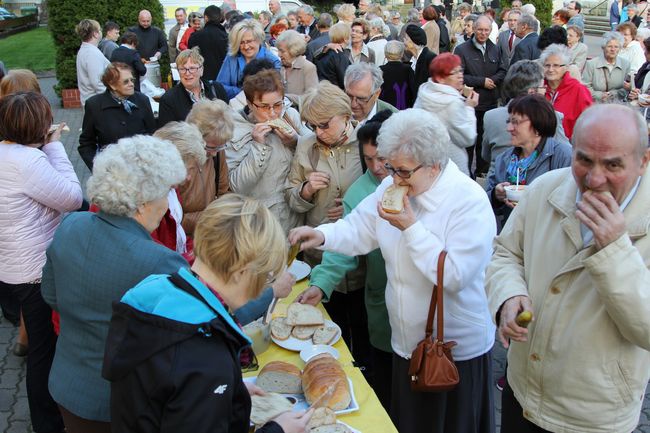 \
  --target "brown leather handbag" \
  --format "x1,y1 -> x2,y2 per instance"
408,251 -> 460,392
